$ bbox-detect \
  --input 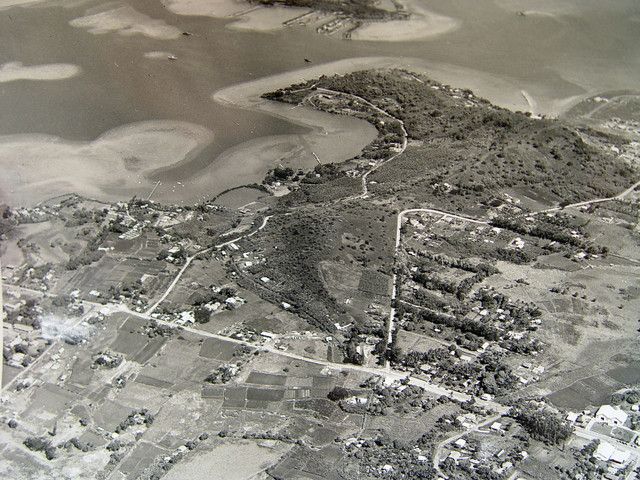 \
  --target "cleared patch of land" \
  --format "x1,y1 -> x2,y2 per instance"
163,440 -> 292,480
